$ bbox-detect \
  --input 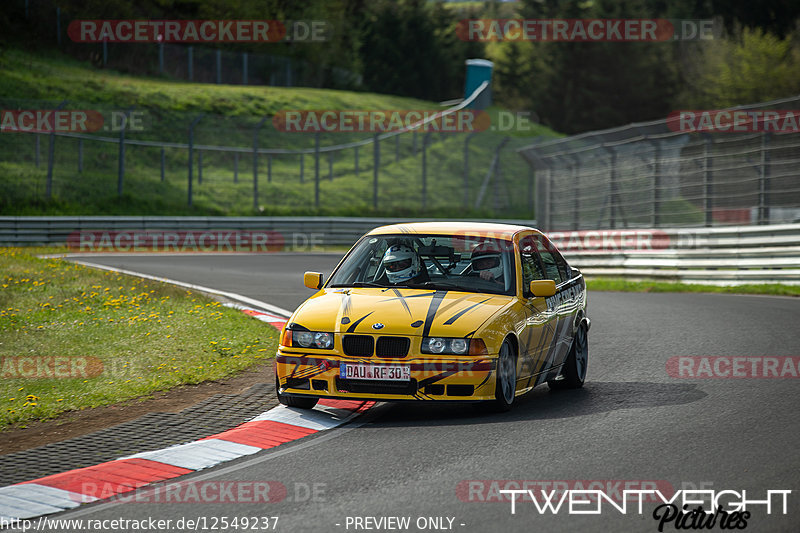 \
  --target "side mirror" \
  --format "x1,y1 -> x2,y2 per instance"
529,279 -> 556,298
303,271 -> 323,290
